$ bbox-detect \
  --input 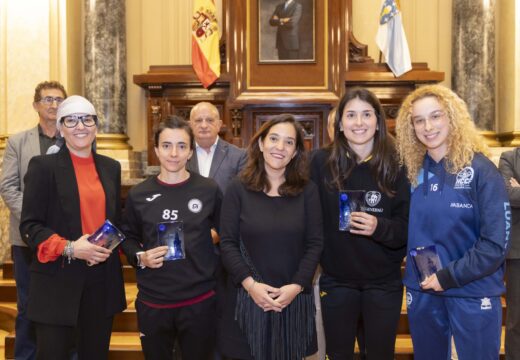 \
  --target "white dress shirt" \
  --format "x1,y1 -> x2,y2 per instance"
195,137 -> 219,178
